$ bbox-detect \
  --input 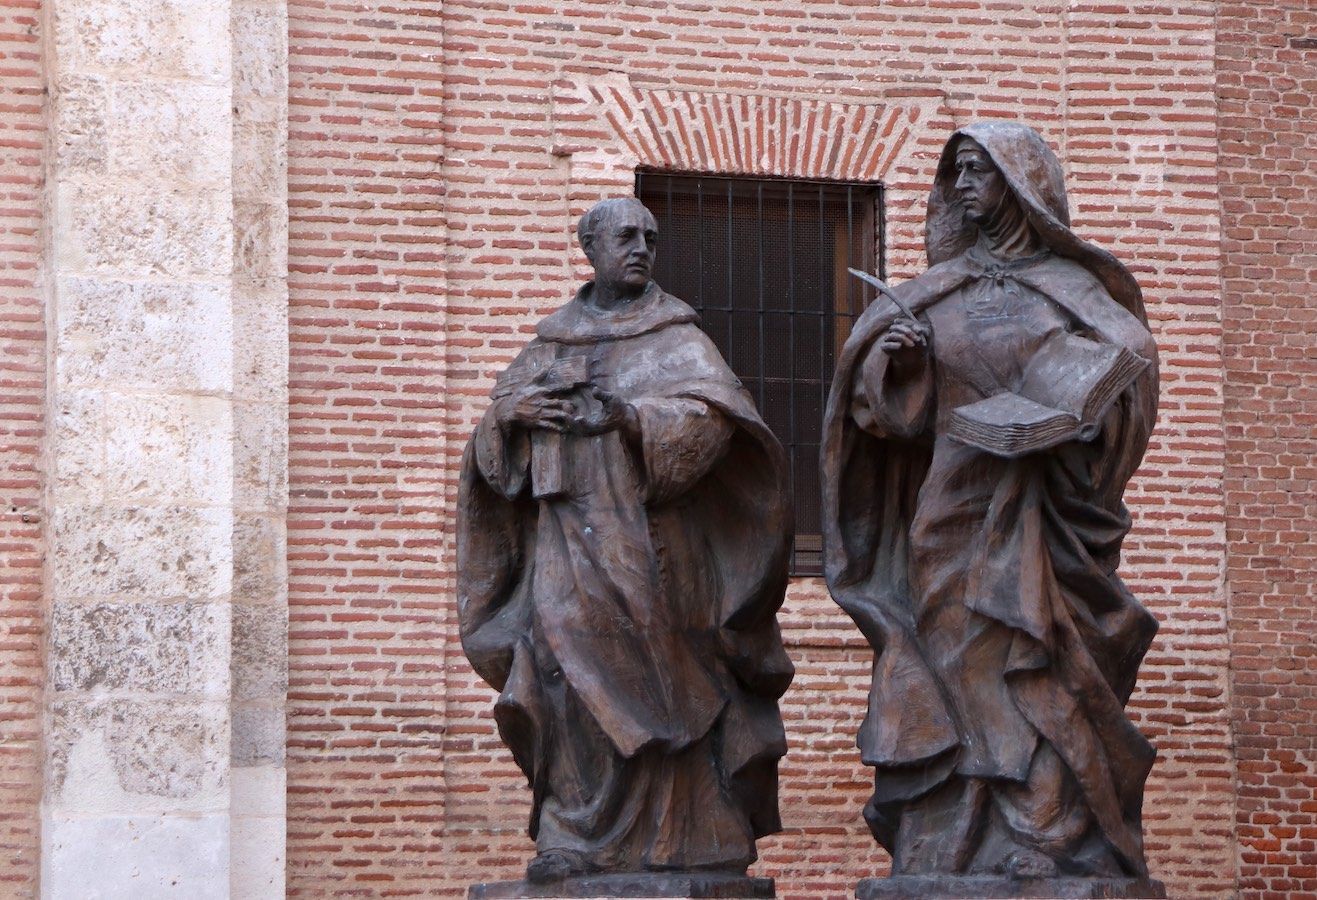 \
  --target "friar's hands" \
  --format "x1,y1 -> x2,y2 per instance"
878,319 -> 931,378
496,374 -> 576,432
567,386 -> 639,439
